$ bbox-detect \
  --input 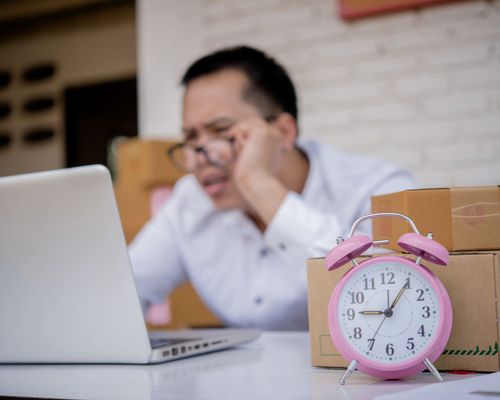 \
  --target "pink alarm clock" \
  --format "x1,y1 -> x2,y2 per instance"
325,213 -> 452,385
